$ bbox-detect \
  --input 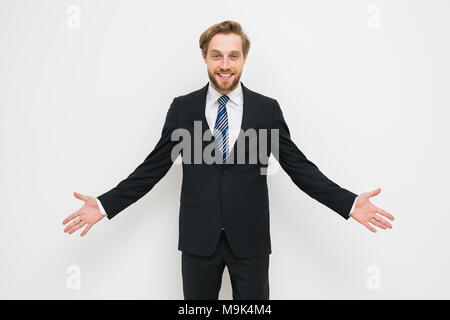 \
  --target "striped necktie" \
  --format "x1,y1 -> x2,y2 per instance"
213,95 -> 230,164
